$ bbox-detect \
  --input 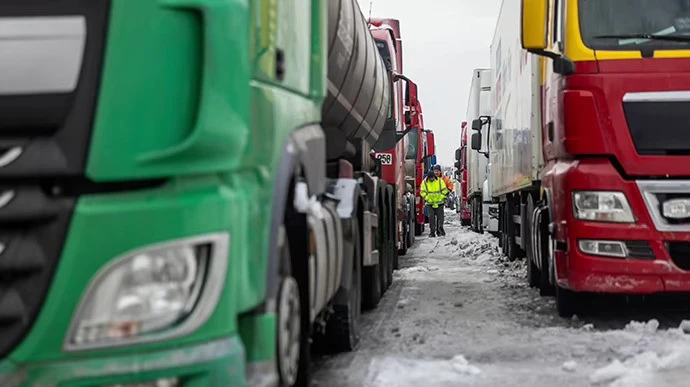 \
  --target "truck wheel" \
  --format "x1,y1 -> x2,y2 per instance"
553,238 -> 582,319
538,207 -> 555,296
321,217 -> 362,352
378,195 -> 389,294
555,283 -> 580,318
384,187 -> 395,288
500,204 -> 508,255
276,226 -> 309,387
415,222 -> 423,236
399,219 -> 408,256
407,196 -> 416,247
526,196 -> 539,288
389,187 -> 399,272
505,200 -> 518,261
